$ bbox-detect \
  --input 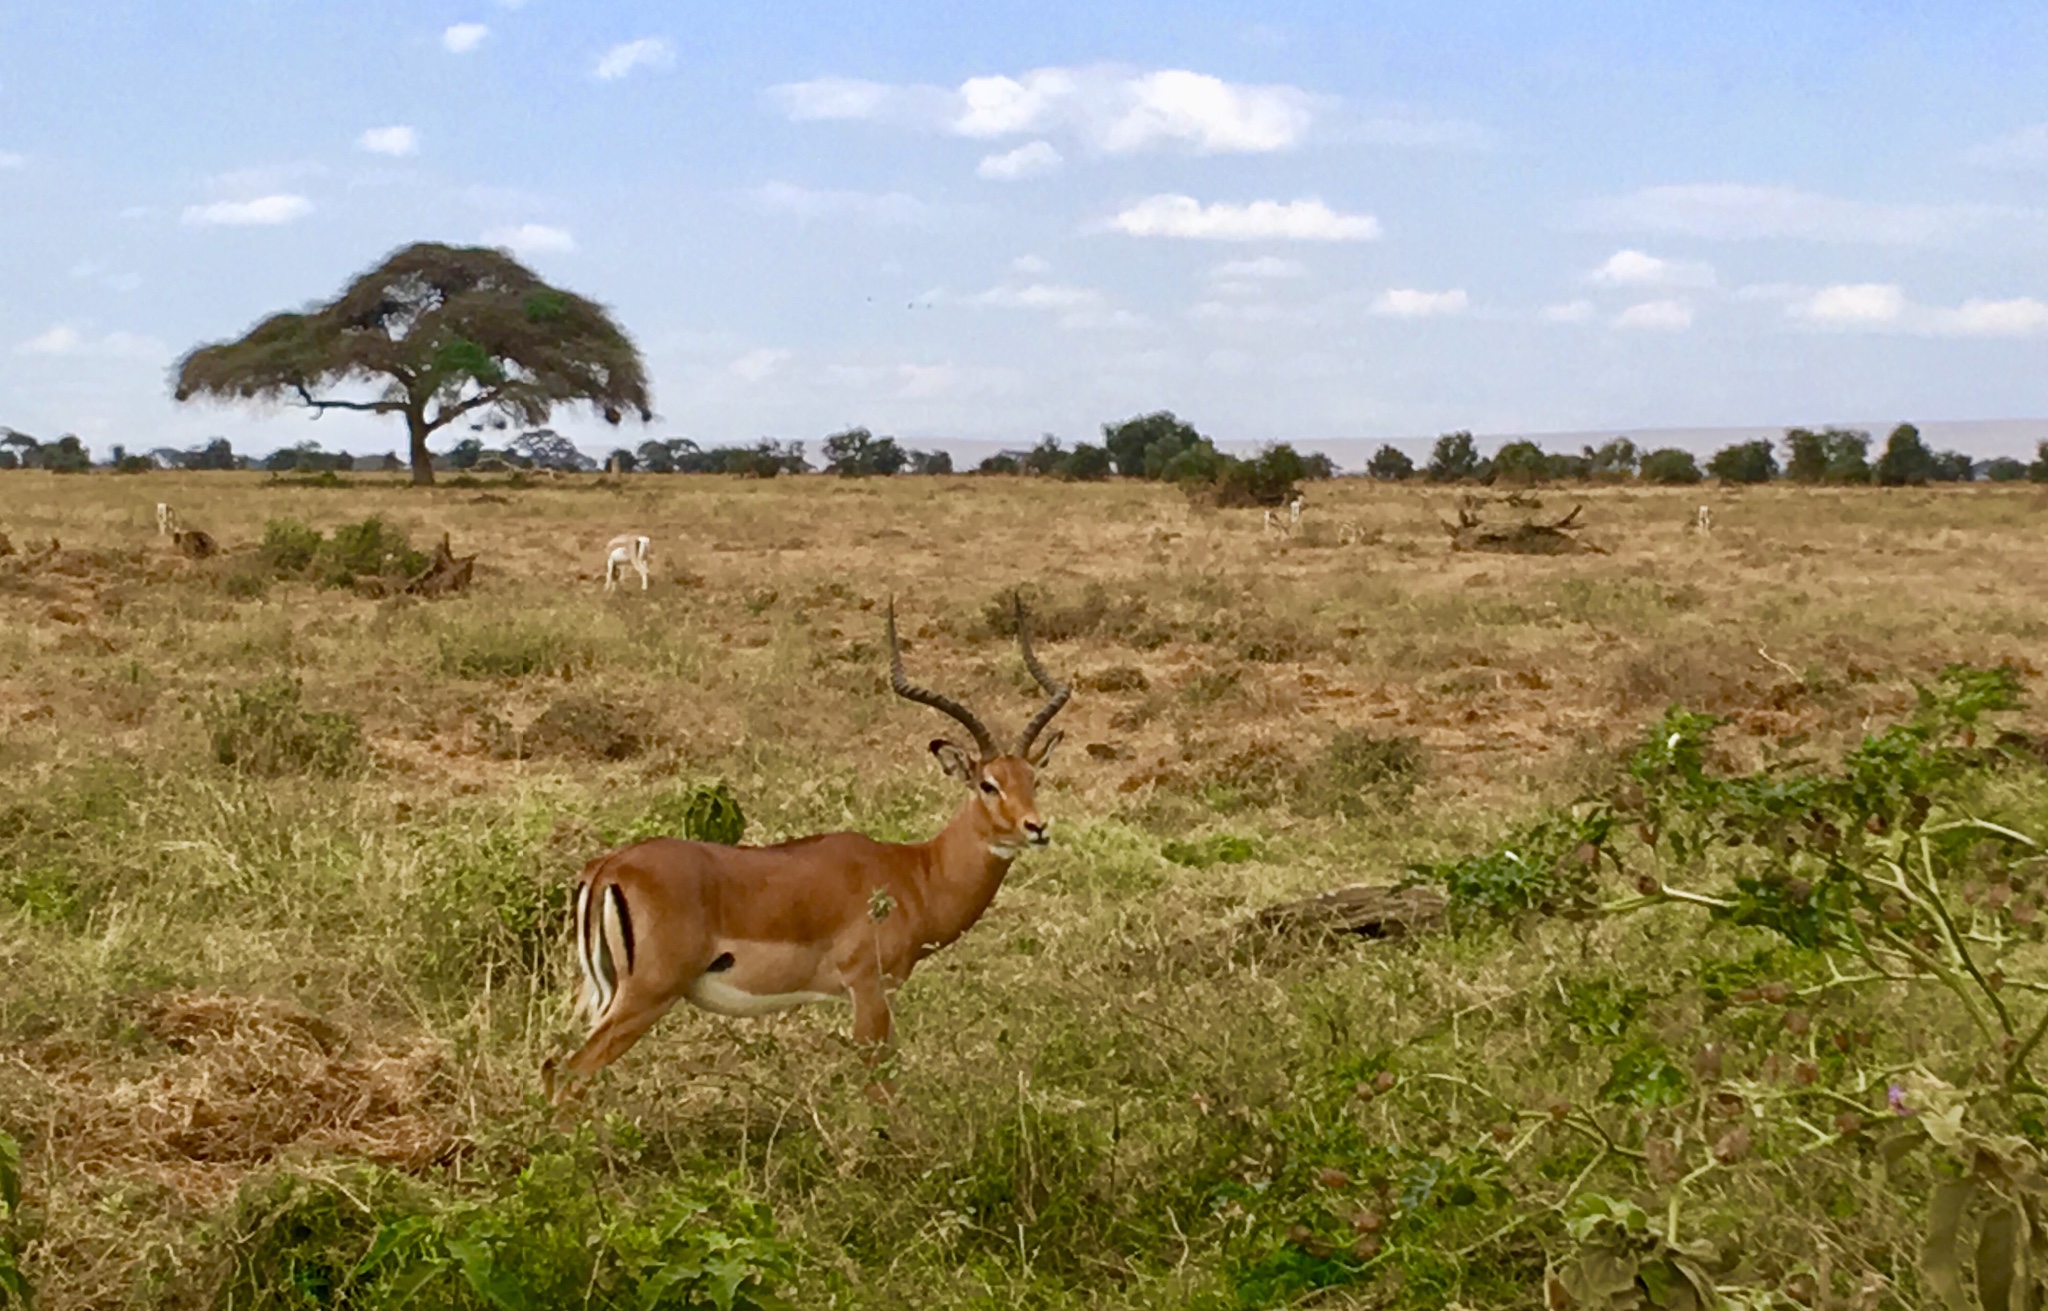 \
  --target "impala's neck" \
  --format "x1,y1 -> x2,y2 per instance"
908,797 -> 1018,951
